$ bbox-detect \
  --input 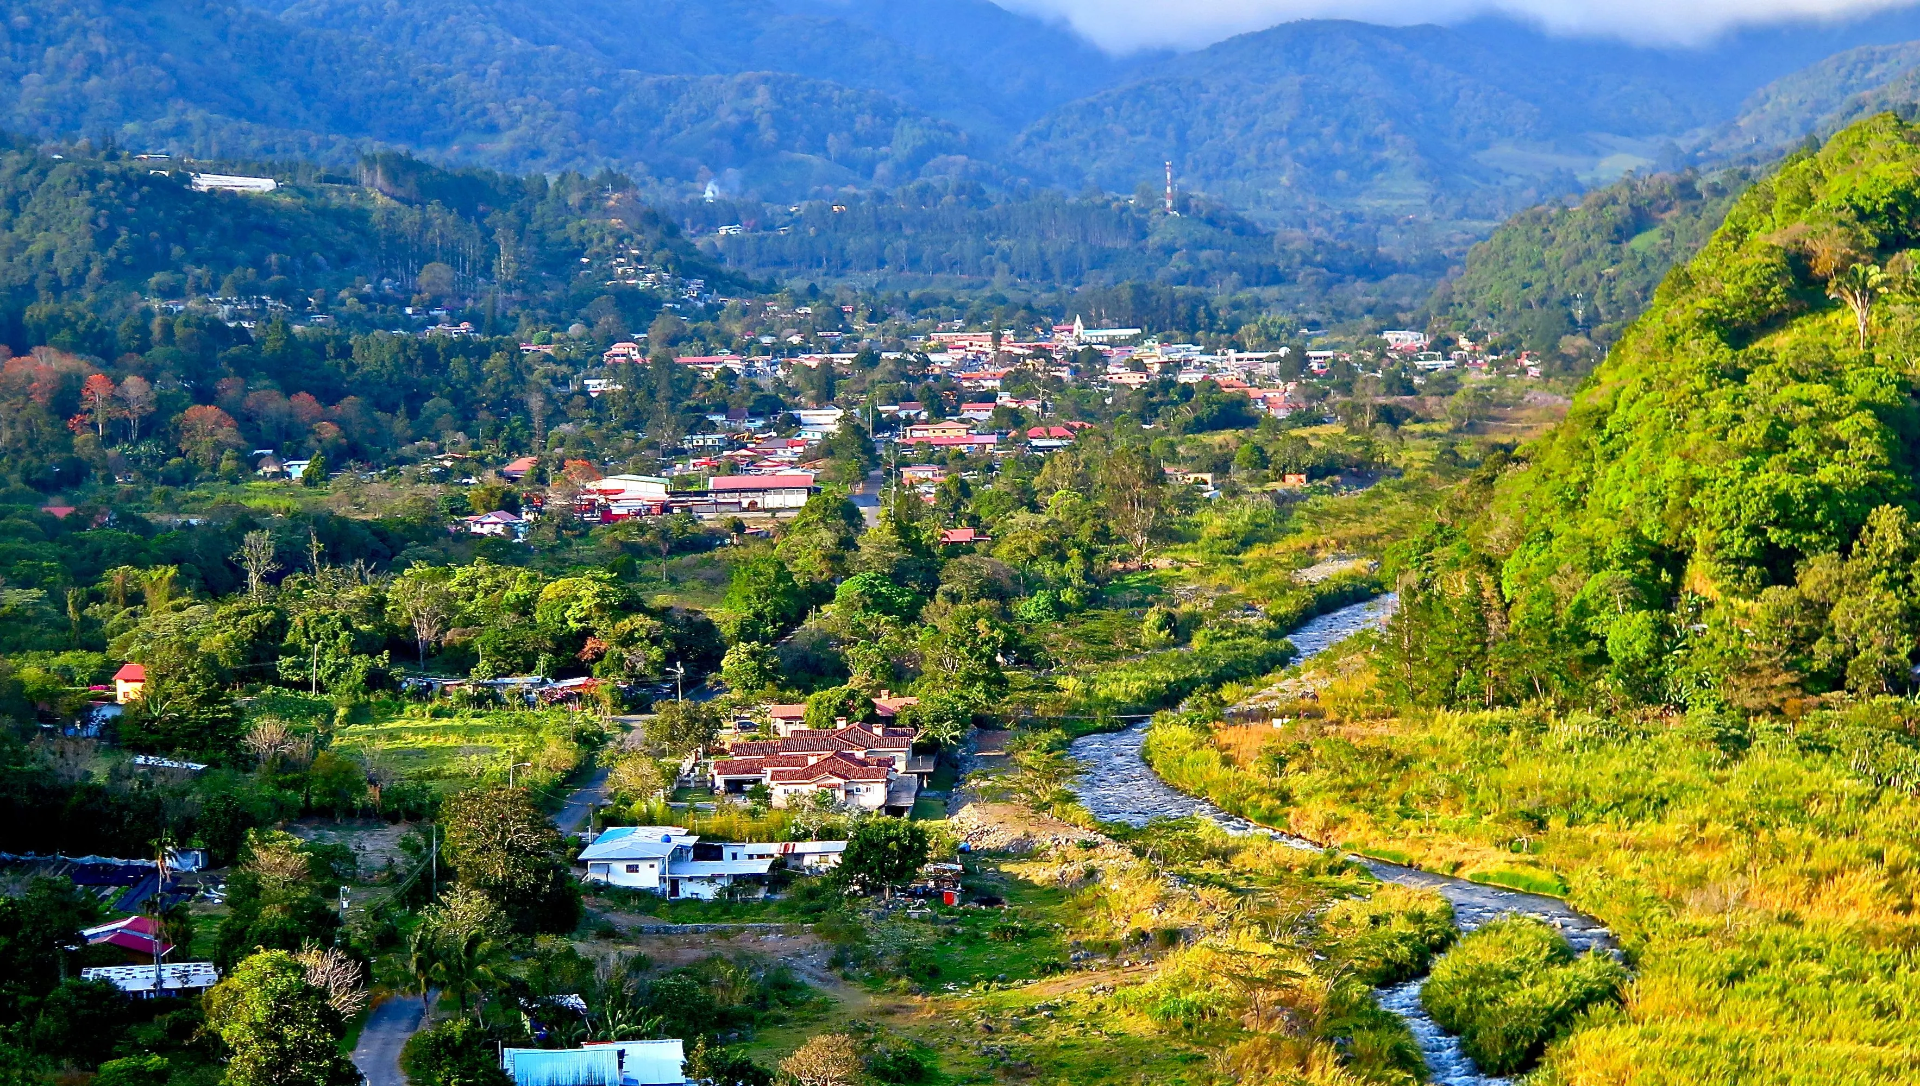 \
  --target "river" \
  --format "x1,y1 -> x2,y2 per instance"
1067,594 -> 1614,1086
